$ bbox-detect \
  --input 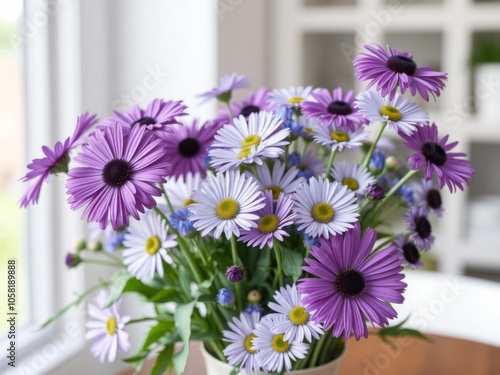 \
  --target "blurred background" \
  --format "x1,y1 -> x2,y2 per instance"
1,0 -> 500,374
